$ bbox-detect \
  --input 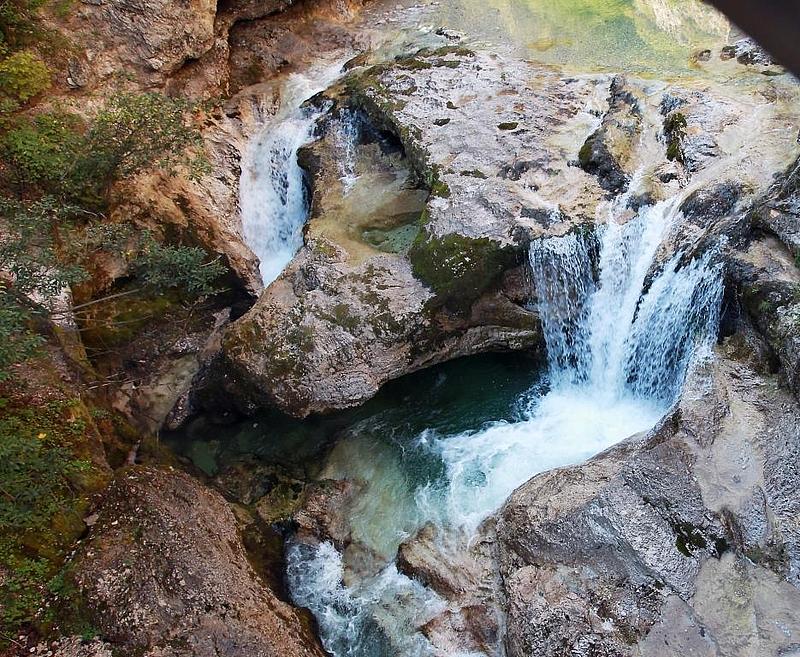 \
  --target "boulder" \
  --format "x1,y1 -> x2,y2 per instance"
495,348 -> 800,656
72,466 -> 326,657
